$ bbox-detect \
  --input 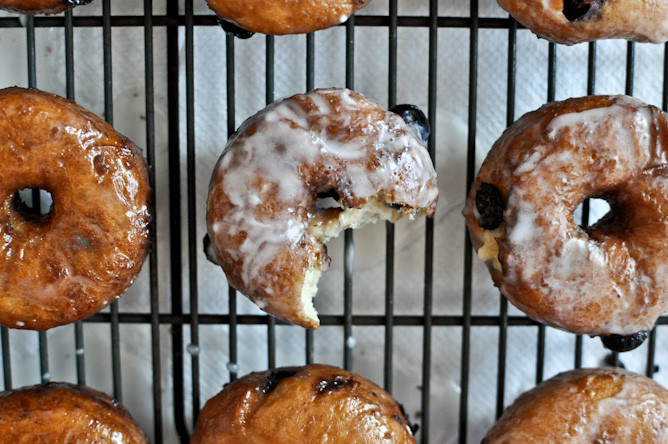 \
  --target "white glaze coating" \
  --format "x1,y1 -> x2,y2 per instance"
207,88 -> 438,328
496,0 -> 668,45
463,95 -> 668,336
484,368 -> 668,443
